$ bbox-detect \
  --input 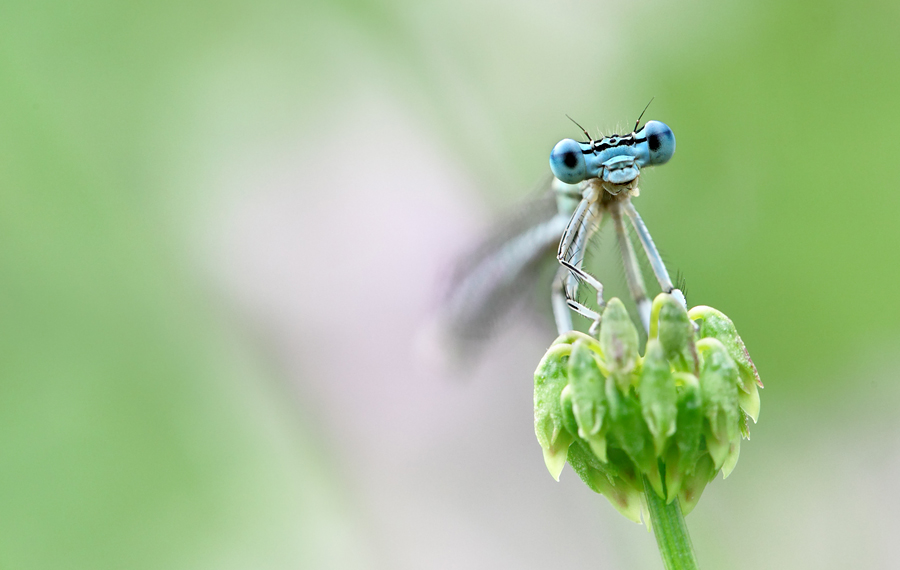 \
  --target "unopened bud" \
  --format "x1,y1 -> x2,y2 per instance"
533,294 -> 762,521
